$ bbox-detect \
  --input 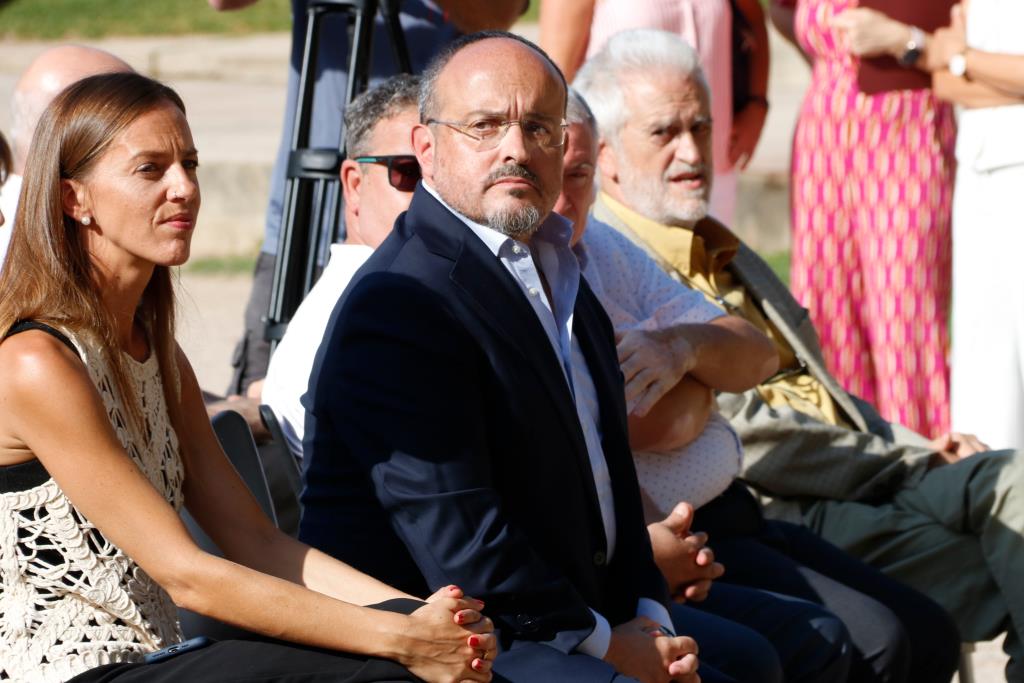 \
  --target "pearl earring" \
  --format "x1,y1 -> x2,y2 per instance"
81,216 -> 92,226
